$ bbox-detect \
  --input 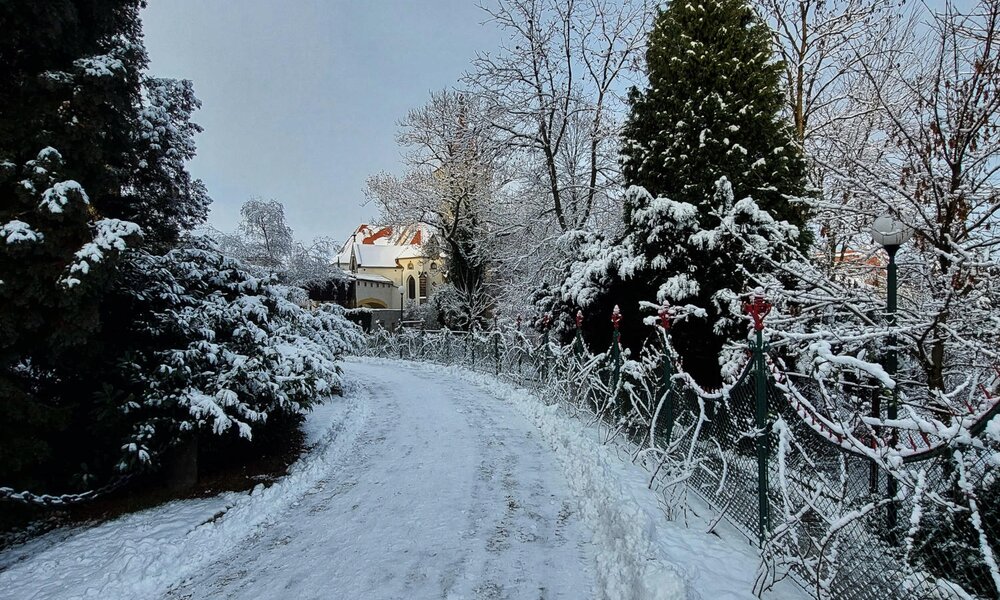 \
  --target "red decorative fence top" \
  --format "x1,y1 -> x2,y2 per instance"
658,302 -> 671,331
743,292 -> 772,331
